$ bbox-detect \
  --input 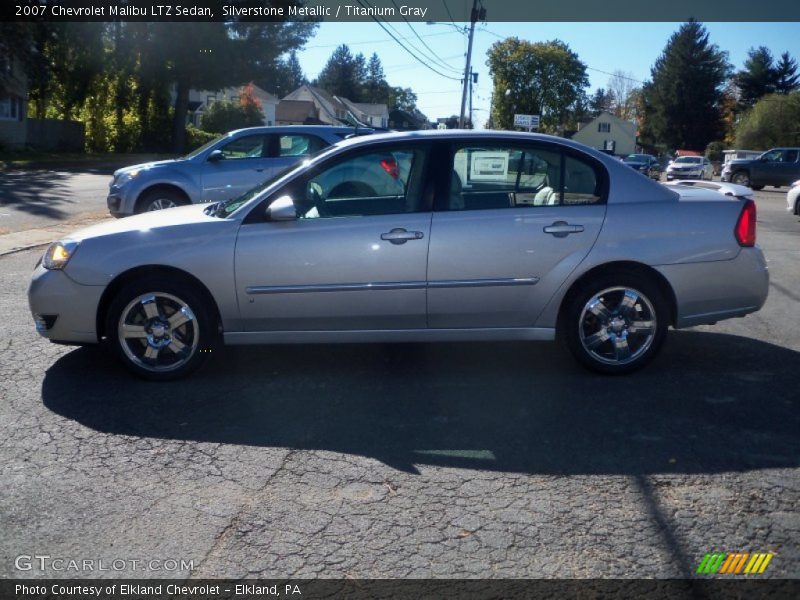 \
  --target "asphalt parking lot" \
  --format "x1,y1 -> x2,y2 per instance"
0,187 -> 798,579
